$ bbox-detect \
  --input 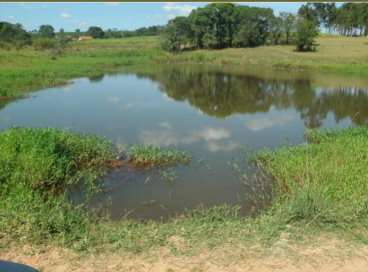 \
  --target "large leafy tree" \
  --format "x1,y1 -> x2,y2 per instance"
279,12 -> 296,44
298,4 -> 320,26
234,6 -> 274,47
87,26 -> 105,39
189,3 -> 240,49
0,21 -> 31,49
161,16 -> 192,52
38,24 -> 55,38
